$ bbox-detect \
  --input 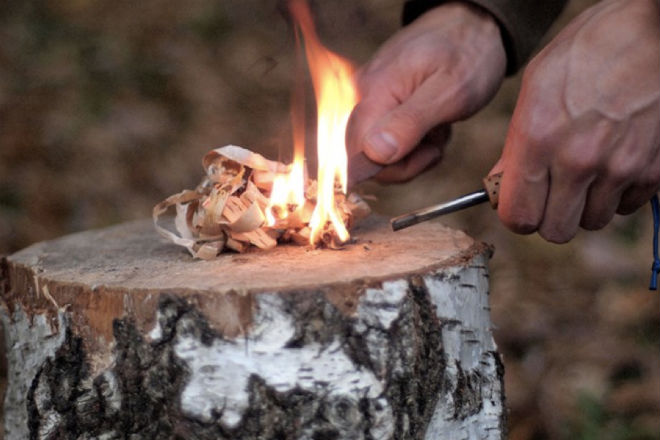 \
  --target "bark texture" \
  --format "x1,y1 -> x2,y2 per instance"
1,216 -> 505,439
